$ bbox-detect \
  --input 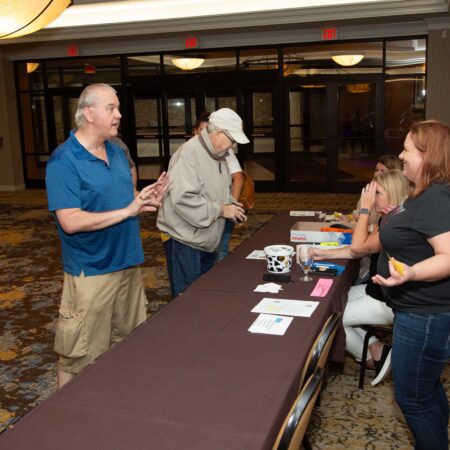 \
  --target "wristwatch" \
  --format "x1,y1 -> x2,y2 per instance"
359,208 -> 370,215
